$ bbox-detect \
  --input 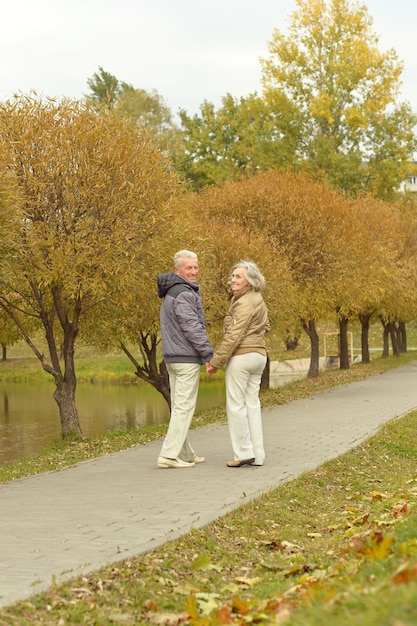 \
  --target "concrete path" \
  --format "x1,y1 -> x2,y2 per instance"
1,361 -> 417,609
